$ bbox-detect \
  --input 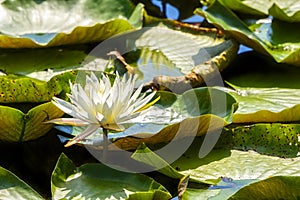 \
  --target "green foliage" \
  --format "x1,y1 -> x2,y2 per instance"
197,0 -> 300,65
219,83 -> 300,123
74,87 -> 237,149
220,124 -> 300,157
230,176 -> 300,199
0,0 -> 299,199
0,0 -> 141,48
0,71 -> 76,103
51,153 -> 171,199
0,166 -> 43,200
0,71 -> 77,142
